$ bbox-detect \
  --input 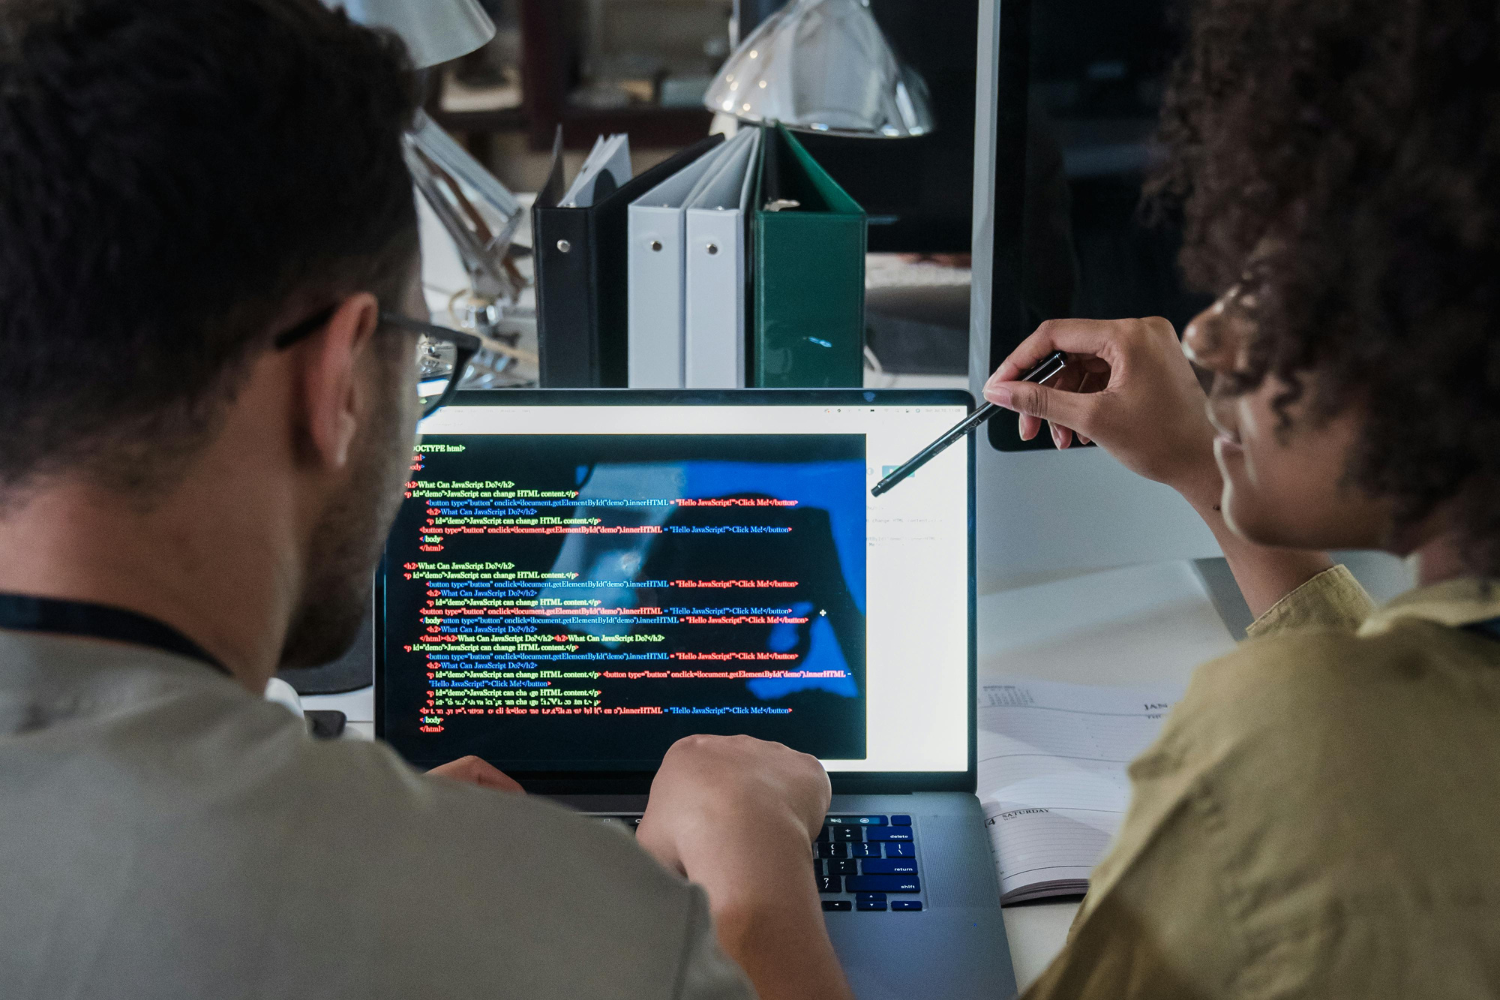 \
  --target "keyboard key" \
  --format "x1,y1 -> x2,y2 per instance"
822,900 -> 852,912
855,892 -> 887,902
845,875 -> 920,893
831,826 -> 864,843
815,826 -> 831,844
861,859 -> 918,875
891,900 -> 923,911
891,814 -> 913,826
812,859 -> 826,878
825,815 -> 887,826
815,842 -> 848,859
865,827 -> 913,842
884,842 -> 915,858
856,900 -> 888,911
851,842 -> 881,857
817,875 -> 843,893
830,859 -> 858,875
